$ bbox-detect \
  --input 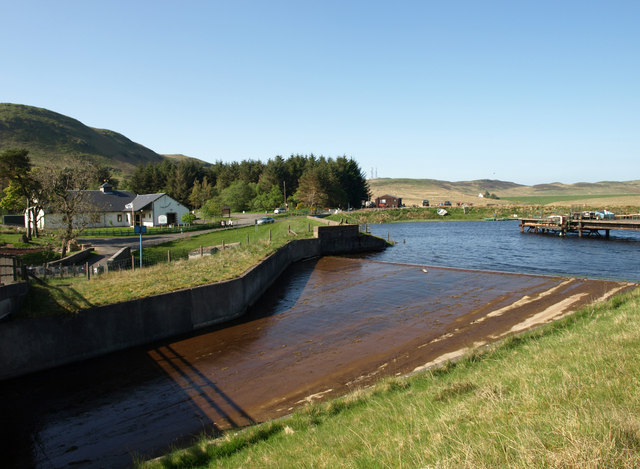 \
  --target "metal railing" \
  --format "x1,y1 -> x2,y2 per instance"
28,263 -> 89,280
81,222 -> 221,238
